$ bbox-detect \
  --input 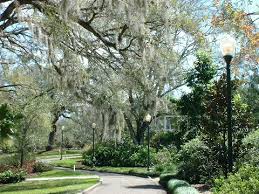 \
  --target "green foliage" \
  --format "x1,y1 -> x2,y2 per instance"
213,165 -> 259,194
33,162 -> 53,173
154,147 -> 178,174
174,186 -> 200,194
159,173 -> 178,187
0,154 -> 20,167
36,169 -> 83,178
50,158 -> 81,168
177,51 -> 217,140
82,139 -> 156,167
241,73 -> 259,125
177,137 -> 220,183
0,104 -> 22,141
186,51 -> 216,88
175,50 -> 255,184
200,76 -> 255,177
159,177 -> 199,194
0,140 -> 15,153
151,131 -> 181,149
0,170 -> 26,184
167,179 -> 190,193
0,178 -> 99,194
239,128 -> 259,166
